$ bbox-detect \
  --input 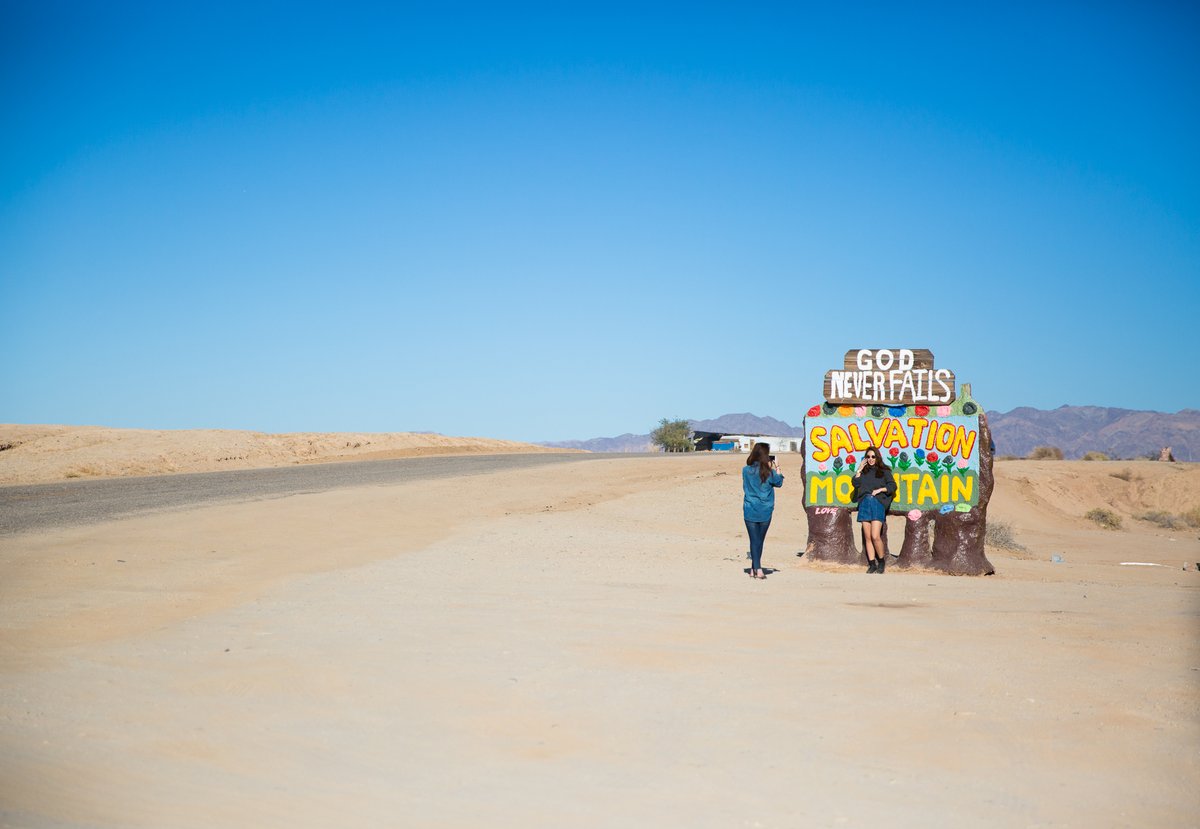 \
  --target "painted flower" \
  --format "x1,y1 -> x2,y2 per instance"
956,459 -> 969,475
837,405 -> 853,416
888,406 -> 906,416
854,406 -> 866,417
832,456 -> 844,471
939,503 -> 954,514
807,405 -> 821,418
889,447 -> 899,457
937,405 -> 952,417
914,405 -> 930,416
907,509 -> 922,521
818,462 -> 828,473
914,449 -> 926,461
846,454 -> 857,465
955,503 -> 972,512
822,402 -> 837,415
962,402 -> 978,415
870,405 -> 885,417
927,452 -> 939,463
